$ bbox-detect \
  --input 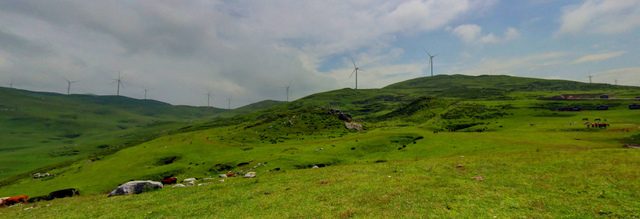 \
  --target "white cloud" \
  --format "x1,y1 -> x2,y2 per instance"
448,52 -> 567,76
451,24 -> 519,46
0,0 -> 498,106
556,0 -> 640,36
571,51 -> 625,64
592,67 -> 640,86
460,51 -> 473,58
